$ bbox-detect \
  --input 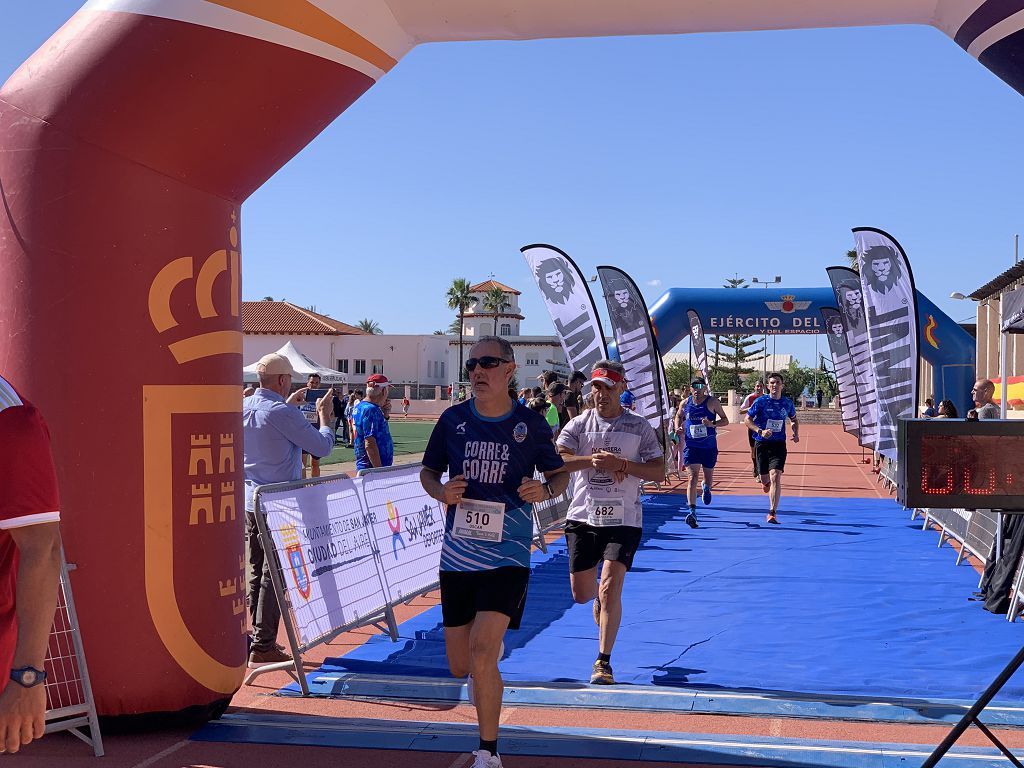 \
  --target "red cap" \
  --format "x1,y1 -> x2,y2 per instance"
366,374 -> 391,387
590,367 -> 624,387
